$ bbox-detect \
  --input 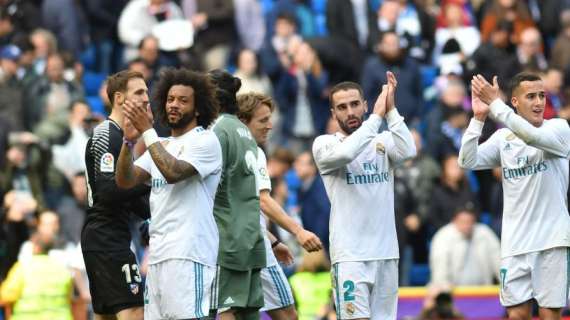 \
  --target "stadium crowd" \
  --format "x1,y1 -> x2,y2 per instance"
0,0 -> 569,319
